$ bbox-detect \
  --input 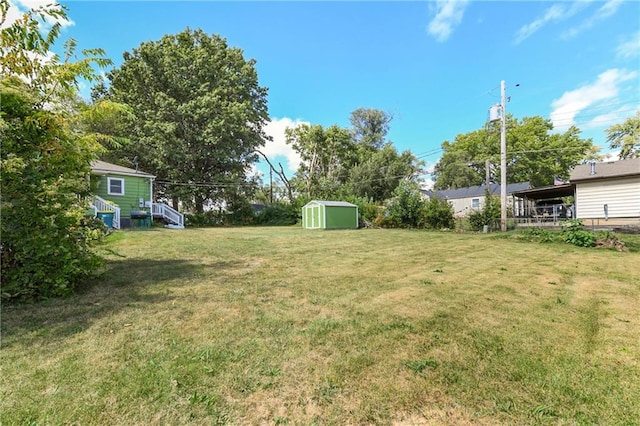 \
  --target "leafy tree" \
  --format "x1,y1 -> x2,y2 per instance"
107,29 -> 270,212
347,144 -> 421,202
285,124 -> 354,198
349,108 -> 393,155
383,181 -> 425,228
285,108 -> 421,203
433,115 -> 598,189
1,1 -> 110,300
606,111 -> 640,159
